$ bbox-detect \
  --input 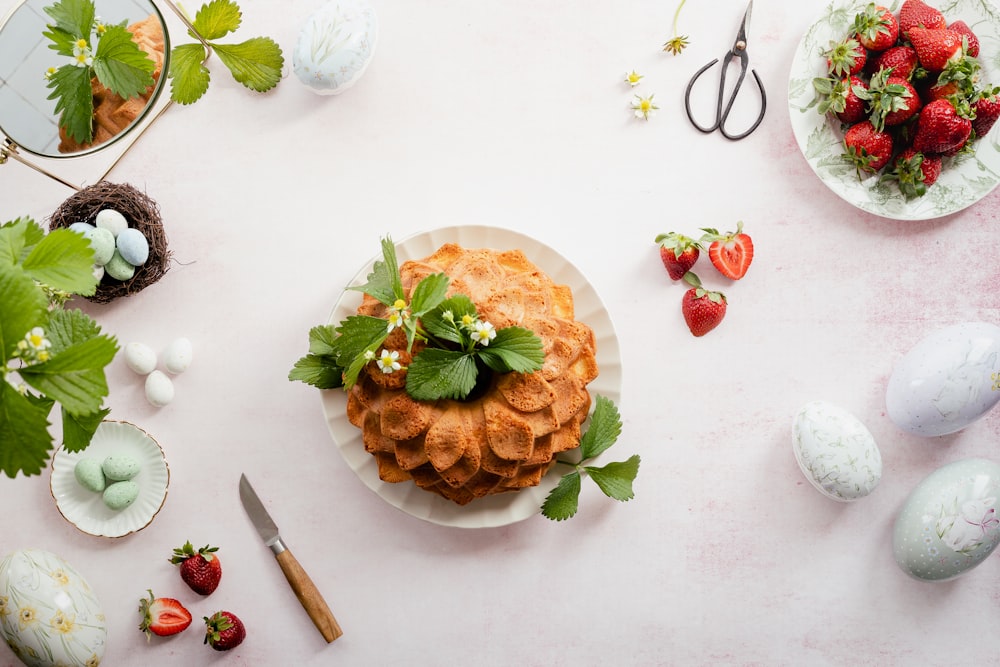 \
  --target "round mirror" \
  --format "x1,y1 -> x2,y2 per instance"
0,0 -> 169,158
